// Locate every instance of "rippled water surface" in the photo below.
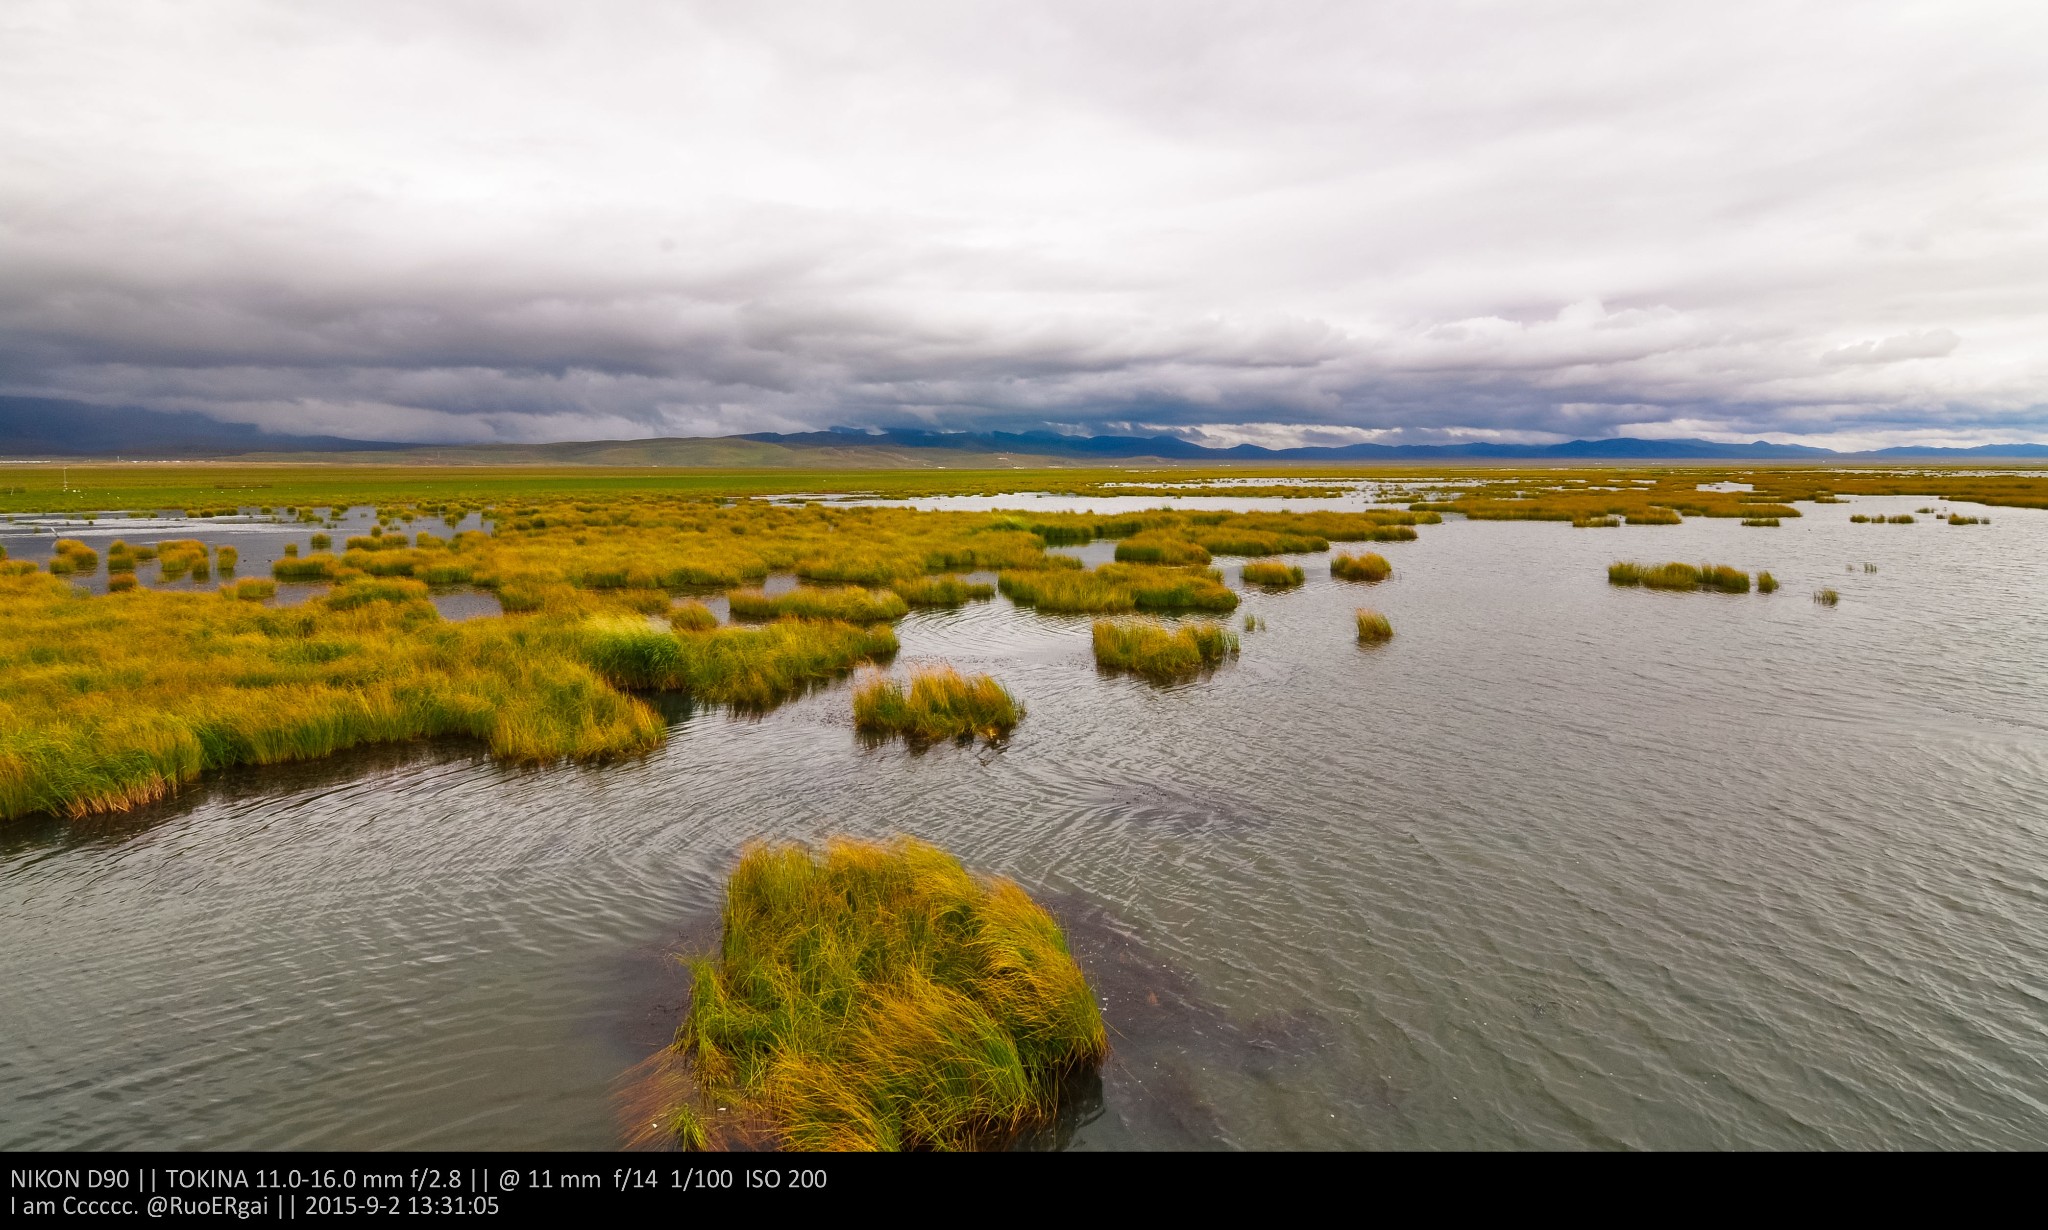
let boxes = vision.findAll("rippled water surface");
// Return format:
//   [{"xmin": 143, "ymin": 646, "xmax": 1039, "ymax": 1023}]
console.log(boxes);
[{"xmin": 4, "ymin": 494, "xmax": 2047, "ymax": 1150}]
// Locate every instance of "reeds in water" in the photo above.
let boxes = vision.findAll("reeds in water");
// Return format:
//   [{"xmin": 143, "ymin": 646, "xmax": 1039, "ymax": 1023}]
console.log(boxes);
[
  {"xmin": 889, "ymin": 575, "xmax": 996, "ymax": 607},
  {"xmin": 49, "ymin": 540, "xmax": 98, "ymax": 575},
  {"xmin": 1947, "ymin": 514, "xmax": 1983, "ymax": 525},
  {"xmin": 221, "ymin": 578, "xmax": 277, "ymax": 601},
  {"xmin": 654, "ymin": 837, "xmax": 1105, "ymax": 1151},
  {"xmin": 1627, "ymin": 508, "xmax": 1683, "ymax": 525},
  {"xmin": 1091, "ymin": 619, "xmax": 1238, "ymax": 682},
  {"xmin": 1814, "ymin": 587, "xmax": 1840, "ymax": 606},
  {"xmin": 578, "ymin": 616, "xmax": 897, "ymax": 710},
  {"xmin": 1757, "ymin": 571, "xmax": 1779, "ymax": 593},
  {"xmin": 216, "ymin": 545, "xmax": 238, "ymax": 571},
  {"xmin": 851, "ymin": 665, "xmax": 1023, "ymax": 744},
  {"xmin": 1606, "ymin": 561, "xmax": 1751, "ymax": 593},
  {"xmin": 1888, "ymin": 515, "xmax": 1915, "ymax": 524},
  {"xmin": 106, "ymin": 573, "xmax": 137, "ymax": 593},
  {"xmin": 726, "ymin": 585, "xmax": 909, "ymax": 624},
  {"xmin": 1113, "ymin": 532, "xmax": 1211, "ymax": 566},
  {"xmin": 1741, "ymin": 518, "xmax": 1780, "ymax": 527},
  {"xmin": 1330, "ymin": 552, "xmax": 1391, "ymax": 583},
  {"xmin": 1239, "ymin": 560, "xmax": 1304, "ymax": 589},
  {"xmin": 309, "ymin": 533, "xmax": 331, "ymax": 550},
  {"xmin": 272, "ymin": 552, "xmax": 347, "ymax": 582},
  {"xmin": 1354, "ymin": 608, "xmax": 1393, "ymax": 643}
]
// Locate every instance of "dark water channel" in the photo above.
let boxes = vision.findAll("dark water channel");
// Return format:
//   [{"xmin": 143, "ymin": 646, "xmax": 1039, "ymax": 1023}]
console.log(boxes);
[{"xmin": 3, "ymin": 493, "xmax": 2046, "ymax": 1149}]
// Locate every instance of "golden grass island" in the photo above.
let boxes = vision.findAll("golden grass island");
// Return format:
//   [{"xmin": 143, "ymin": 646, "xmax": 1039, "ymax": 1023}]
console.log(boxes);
[{"xmin": 639, "ymin": 837, "xmax": 1106, "ymax": 1151}]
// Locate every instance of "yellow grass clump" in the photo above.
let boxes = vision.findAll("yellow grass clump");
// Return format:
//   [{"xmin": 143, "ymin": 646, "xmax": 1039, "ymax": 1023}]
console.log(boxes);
[
  {"xmin": 1355, "ymin": 608, "xmax": 1394, "ymax": 643},
  {"xmin": 890, "ymin": 575, "xmax": 996, "ymax": 607},
  {"xmin": 652, "ymin": 837, "xmax": 1105, "ymax": 1151},
  {"xmin": 1239, "ymin": 560, "xmax": 1305, "ymax": 589},
  {"xmin": 1607, "ymin": 561, "xmax": 1751, "ymax": 593},
  {"xmin": 726, "ymin": 585, "xmax": 909, "ymax": 624},
  {"xmin": 1091, "ymin": 619, "xmax": 1238, "ymax": 681},
  {"xmin": 1330, "ymin": 551, "xmax": 1392, "ymax": 583},
  {"xmin": 851, "ymin": 666, "xmax": 1023, "ymax": 744}
]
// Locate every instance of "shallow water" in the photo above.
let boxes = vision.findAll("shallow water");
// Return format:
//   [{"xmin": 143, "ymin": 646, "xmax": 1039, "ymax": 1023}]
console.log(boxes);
[
  {"xmin": 0, "ymin": 508, "xmax": 502, "ymax": 619},
  {"xmin": 3, "ymin": 494, "xmax": 2047, "ymax": 1150}
]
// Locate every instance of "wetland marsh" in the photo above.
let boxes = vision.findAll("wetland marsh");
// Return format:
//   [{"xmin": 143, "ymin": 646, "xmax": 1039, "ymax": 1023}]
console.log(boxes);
[{"xmin": 2, "ymin": 466, "xmax": 2047, "ymax": 1150}]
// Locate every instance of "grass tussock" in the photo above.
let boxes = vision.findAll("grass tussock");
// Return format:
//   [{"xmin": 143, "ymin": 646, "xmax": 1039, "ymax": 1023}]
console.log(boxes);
[
  {"xmin": 1354, "ymin": 609, "xmax": 1393, "ymax": 643},
  {"xmin": 1947, "ymin": 513, "xmax": 1984, "ymax": 525},
  {"xmin": 1814, "ymin": 587, "xmax": 1840, "ymax": 606},
  {"xmin": 658, "ymin": 837, "xmax": 1106, "ymax": 1151},
  {"xmin": 669, "ymin": 600, "xmax": 719, "ymax": 632},
  {"xmin": 1113, "ymin": 532, "xmax": 1212, "ymax": 566},
  {"xmin": 1741, "ymin": 517, "xmax": 1781, "ymax": 527},
  {"xmin": 1757, "ymin": 571, "xmax": 1779, "ymax": 593},
  {"xmin": 889, "ymin": 576, "xmax": 996, "ymax": 607},
  {"xmin": 578, "ymin": 615, "xmax": 897, "ymax": 710},
  {"xmin": 851, "ymin": 666, "xmax": 1022, "ymax": 744},
  {"xmin": 1607, "ymin": 561, "xmax": 1751, "ymax": 593},
  {"xmin": 221, "ymin": 578, "xmax": 276, "ymax": 602},
  {"xmin": 106, "ymin": 573, "xmax": 138, "ymax": 593},
  {"xmin": 998, "ymin": 563, "xmax": 1237, "ymax": 614},
  {"xmin": 1239, "ymin": 560, "xmax": 1305, "ymax": 589},
  {"xmin": 1091, "ymin": 619, "xmax": 1238, "ymax": 682},
  {"xmin": 48, "ymin": 540, "xmax": 99, "ymax": 576},
  {"xmin": 727, "ymin": 586, "xmax": 909, "ymax": 624},
  {"xmin": 1329, "ymin": 552, "xmax": 1391, "ymax": 583}
]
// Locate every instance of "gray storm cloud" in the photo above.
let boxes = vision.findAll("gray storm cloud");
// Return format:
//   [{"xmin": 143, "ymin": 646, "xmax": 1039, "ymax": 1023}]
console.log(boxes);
[{"xmin": 3, "ymin": 0, "xmax": 2046, "ymax": 449}]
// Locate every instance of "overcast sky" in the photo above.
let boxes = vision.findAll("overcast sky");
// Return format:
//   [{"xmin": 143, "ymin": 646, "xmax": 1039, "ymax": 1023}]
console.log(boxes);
[{"xmin": 4, "ymin": 1, "xmax": 2045, "ymax": 448}]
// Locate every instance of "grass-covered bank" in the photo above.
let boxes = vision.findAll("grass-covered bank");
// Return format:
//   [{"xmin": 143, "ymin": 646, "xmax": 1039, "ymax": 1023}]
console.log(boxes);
[
  {"xmin": 647, "ymin": 837, "xmax": 1106, "ymax": 1151},
  {"xmin": 0, "ymin": 570, "xmax": 896, "ymax": 822}
]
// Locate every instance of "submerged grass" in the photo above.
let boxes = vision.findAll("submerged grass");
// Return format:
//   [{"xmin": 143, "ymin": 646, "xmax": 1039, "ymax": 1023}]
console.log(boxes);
[
  {"xmin": 1091, "ymin": 619, "xmax": 1238, "ymax": 682},
  {"xmin": 1329, "ymin": 552, "xmax": 1391, "ymax": 583},
  {"xmin": 851, "ymin": 666, "xmax": 1022, "ymax": 744},
  {"xmin": 656, "ymin": 837, "xmax": 1106, "ymax": 1151}
]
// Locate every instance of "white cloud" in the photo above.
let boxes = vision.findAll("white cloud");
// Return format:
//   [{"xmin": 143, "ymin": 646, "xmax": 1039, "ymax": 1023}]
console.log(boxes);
[{"xmin": 1, "ymin": 1, "xmax": 2046, "ymax": 444}]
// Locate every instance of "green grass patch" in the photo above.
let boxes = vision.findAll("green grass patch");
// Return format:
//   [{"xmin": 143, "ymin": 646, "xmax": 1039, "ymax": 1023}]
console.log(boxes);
[{"xmin": 1354, "ymin": 609, "xmax": 1393, "ymax": 643}]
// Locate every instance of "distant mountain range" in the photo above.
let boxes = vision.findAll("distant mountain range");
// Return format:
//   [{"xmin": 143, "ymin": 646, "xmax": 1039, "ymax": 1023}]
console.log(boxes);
[
  {"xmin": 5, "ymin": 397, "xmax": 2047, "ymax": 463},
  {"xmin": 0, "ymin": 397, "xmax": 404, "ymax": 457}
]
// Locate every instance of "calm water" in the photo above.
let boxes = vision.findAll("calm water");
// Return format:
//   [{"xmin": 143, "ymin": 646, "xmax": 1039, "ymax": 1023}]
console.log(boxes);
[{"xmin": 3, "ymin": 494, "xmax": 2046, "ymax": 1150}]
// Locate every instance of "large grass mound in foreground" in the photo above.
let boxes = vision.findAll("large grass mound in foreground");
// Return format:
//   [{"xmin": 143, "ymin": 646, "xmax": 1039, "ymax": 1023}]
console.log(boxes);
[{"xmin": 663, "ymin": 838, "xmax": 1106, "ymax": 1151}]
